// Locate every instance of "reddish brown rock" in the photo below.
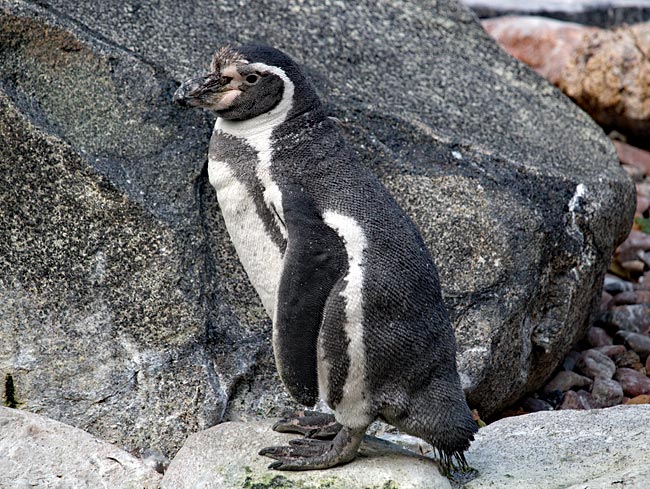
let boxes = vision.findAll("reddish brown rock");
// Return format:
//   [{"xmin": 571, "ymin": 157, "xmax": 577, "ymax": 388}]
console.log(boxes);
[
  {"xmin": 636, "ymin": 196, "xmax": 650, "ymax": 217},
  {"xmin": 601, "ymin": 291, "xmax": 613, "ymax": 310},
  {"xmin": 610, "ymin": 290, "xmax": 650, "ymax": 306},
  {"xmin": 596, "ymin": 304, "xmax": 650, "ymax": 334},
  {"xmin": 544, "ymin": 371, "xmax": 593, "ymax": 393},
  {"xmin": 618, "ymin": 231, "xmax": 650, "ymax": 257},
  {"xmin": 586, "ymin": 326, "xmax": 612, "ymax": 347},
  {"xmin": 521, "ymin": 397, "xmax": 553, "ymax": 413},
  {"xmin": 562, "ymin": 350, "xmax": 582, "ymax": 371},
  {"xmin": 577, "ymin": 349, "xmax": 616, "ymax": 380},
  {"xmin": 614, "ymin": 141, "xmax": 650, "ymax": 175},
  {"xmin": 558, "ymin": 390, "xmax": 582, "ymax": 410},
  {"xmin": 576, "ymin": 390, "xmax": 596, "ymax": 409},
  {"xmin": 481, "ymin": 16, "xmax": 595, "ymax": 85},
  {"xmin": 613, "ymin": 350, "xmax": 645, "ymax": 371},
  {"xmin": 483, "ymin": 20, "xmax": 649, "ymax": 143},
  {"xmin": 620, "ymin": 260, "xmax": 645, "ymax": 273},
  {"xmin": 591, "ymin": 379, "xmax": 624, "ymax": 408},
  {"xmin": 618, "ymin": 331, "xmax": 650, "ymax": 359},
  {"xmin": 615, "ymin": 368, "xmax": 650, "ymax": 397},
  {"xmin": 626, "ymin": 394, "xmax": 650, "ymax": 404},
  {"xmin": 621, "ymin": 165, "xmax": 645, "ymax": 182},
  {"xmin": 636, "ymin": 182, "xmax": 650, "ymax": 198},
  {"xmin": 558, "ymin": 22, "xmax": 650, "ymax": 140},
  {"xmin": 594, "ymin": 345, "xmax": 627, "ymax": 358}
]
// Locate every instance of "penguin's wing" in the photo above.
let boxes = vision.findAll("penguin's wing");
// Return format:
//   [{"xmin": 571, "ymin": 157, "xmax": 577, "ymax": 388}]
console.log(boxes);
[{"xmin": 273, "ymin": 186, "xmax": 346, "ymax": 406}]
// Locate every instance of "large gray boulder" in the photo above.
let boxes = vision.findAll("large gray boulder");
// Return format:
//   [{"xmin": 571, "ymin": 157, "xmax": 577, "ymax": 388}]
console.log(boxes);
[{"xmin": 1, "ymin": 0, "xmax": 634, "ymax": 459}]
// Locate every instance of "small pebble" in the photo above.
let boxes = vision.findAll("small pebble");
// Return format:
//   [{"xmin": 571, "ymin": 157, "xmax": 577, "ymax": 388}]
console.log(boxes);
[
  {"xmin": 576, "ymin": 390, "xmax": 595, "ymax": 409},
  {"xmin": 620, "ymin": 260, "xmax": 645, "ymax": 273},
  {"xmin": 577, "ymin": 349, "xmax": 616, "ymax": 380},
  {"xmin": 640, "ymin": 252, "xmax": 650, "ymax": 269},
  {"xmin": 601, "ymin": 291, "xmax": 613, "ymax": 310},
  {"xmin": 538, "ymin": 389, "xmax": 563, "ymax": 408},
  {"xmin": 618, "ymin": 246, "xmax": 644, "ymax": 263},
  {"xmin": 636, "ymin": 182, "xmax": 650, "ymax": 197},
  {"xmin": 544, "ymin": 371, "xmax": 593, "ymax": 393},
  {"xmin": 595, "ymin": 304, "xmax": 650, "ymax": 334},
  {"xmin": 613, "ymin": 350, "xmax": 644, "ymax": 371},
  {"xmin": 558, "ymin": 390, "xmax": 582, "ymax": 410},
  {"xmin": 621, "ymin": 164, "xmax": 644, "ymax": 181},
  {"xmin": 617, "ymin": 331, "xmax": 650, "ymax": 358},
  {"xmin": 521, "ymin": 397, "xmax": 553, "ymax": 413},
  {"xmin": 562, "ymin": 350, "xmax": 582, "ymax": 371},
  {"xmin": 610, "ymin": 290, "xmax": 650, "ymax": 306},
  {"xmin": 618, "ymin": 230, "xmax": 650, "ymax": 253},
  {"xmin": 625, "ymin": 394, "xmax": 650, "ymax": 404},
  {"xmin": 637, "ymin": 195, "xmax": 650, "ymax": 215},
  {"xmin": 586, "ymin": 326, "xmax": 612, "ymax": 347},
  {"xmin": 590, "ymin": 378, "xmax": 624, "ymax": 408},
  {"xmin": 603, "ymin": 275, "xmax": 634, "ymax": 294},
  {"xmin": 593, "ymin": 345, "xmax": 627, "ymax": 358},
  {"xmin": 614, "ymin": 367, "xmax": 650, "ymax": 397}
]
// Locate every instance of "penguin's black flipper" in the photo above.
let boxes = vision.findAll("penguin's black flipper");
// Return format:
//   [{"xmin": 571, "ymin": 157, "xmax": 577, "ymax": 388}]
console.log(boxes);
[{"xmin": 272, "ymin": 186, "xmax": 347, "ymax": 406}]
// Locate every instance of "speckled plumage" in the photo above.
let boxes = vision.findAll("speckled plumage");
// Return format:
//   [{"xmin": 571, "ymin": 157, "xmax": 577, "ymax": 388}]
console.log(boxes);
[{"xmin": 174, "ymin": 44, "xmax": 477, "ymax": 472}]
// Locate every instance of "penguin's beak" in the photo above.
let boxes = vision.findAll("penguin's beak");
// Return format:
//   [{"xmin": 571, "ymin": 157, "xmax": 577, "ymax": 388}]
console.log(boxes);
[{"xmin": 173, "ymin": 74, "xmax": 238, "ymax": 109}]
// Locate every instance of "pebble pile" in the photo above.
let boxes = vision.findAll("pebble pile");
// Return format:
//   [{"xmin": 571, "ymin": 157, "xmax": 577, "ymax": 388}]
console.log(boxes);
[{"xmin": 511, "ymin": 140, "xmax": 650, "ymax": 415}]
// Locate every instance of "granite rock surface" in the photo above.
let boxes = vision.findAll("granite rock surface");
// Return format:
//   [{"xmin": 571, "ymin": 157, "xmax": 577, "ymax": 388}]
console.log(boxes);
[
  {"xmin": 465, "ymin": 405, "xmax": 650, "ymax": 488},
  {"xmin": 0, "ymin": 0, "xmax": 635, "ymax": 458},
  {"xmin": 0, "ymin": 407, "xmax": 161, "ymax": 489}
]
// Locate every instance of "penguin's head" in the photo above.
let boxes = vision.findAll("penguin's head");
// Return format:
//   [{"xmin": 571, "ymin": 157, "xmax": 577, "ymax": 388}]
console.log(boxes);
[{"xmin": 173, "ymin": 45, "xmax": 320, "ymax": 121}]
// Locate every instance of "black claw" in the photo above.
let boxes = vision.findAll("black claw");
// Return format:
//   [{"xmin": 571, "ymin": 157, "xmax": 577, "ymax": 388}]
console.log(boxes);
[{"xmin": 268, "ymin": 461, "xmax": 283, "ymax": 470}]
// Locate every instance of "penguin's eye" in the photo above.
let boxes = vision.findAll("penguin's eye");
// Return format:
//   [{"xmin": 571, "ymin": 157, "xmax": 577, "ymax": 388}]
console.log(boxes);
[{"xmin": 245, "ymin": 74, "xmax": 260, "ymax": 85}]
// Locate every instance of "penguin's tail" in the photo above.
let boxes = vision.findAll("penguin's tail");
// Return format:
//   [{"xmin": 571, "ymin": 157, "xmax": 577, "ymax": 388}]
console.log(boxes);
[{"xmin": 385, "ymin": 376, "xmax": 478, "ymax": 474}]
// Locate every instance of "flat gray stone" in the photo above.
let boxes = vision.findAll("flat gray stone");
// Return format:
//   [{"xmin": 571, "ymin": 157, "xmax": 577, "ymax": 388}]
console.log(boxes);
[
  {"xmin": 161, "ymin": 420, "xmax": 451, "ymax": 489},
  {"xmin": 0, "ymin": 407, "xmax": 161, "ymax": 489},
  {"xmin": 465, "ymin": 405, "xmax": 650, "ymax": 488}
]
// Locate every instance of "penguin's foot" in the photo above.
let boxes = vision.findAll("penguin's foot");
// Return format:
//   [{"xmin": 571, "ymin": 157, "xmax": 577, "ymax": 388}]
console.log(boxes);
[
  {"xmin": 259, "ymin": 425, "xmax": 365, "ymax": 470},
  {"xmin": 272, "ymin": 410, "xmax": 342, "ymax": 439}
]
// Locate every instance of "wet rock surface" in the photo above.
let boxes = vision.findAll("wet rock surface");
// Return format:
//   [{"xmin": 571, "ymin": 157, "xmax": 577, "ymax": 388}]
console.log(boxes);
[{"xmin": 0, "ymin": 0, "xmax": 635, "ymax": 461}]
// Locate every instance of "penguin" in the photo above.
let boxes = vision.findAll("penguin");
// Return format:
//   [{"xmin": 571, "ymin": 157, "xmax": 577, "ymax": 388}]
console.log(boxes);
[{"xmin": 173, "ymin": 44, "xmax": 477, "ymax": 472}]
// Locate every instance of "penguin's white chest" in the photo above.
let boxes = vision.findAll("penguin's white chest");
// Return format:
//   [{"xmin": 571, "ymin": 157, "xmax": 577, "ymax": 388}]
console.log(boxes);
[{"xmin": 208, "ymin": 153, "xmax": 284, "ymax": 319}]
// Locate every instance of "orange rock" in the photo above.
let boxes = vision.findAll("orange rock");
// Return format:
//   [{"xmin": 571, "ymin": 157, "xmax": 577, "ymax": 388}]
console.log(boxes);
[
  {"xmin": 558, "ymin": 22, "xmax": 650, "ymax": 140},
  {"xmin": 625, "ymin": 394, "xmax": 650, "ymax": 404},
  {"xmin": 482, "ymin": 16, "xmax": 596, "ymax": 85},
  {"xmin": 483, "ymin": 16, "xmax": 650, "ymax": 140}
]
